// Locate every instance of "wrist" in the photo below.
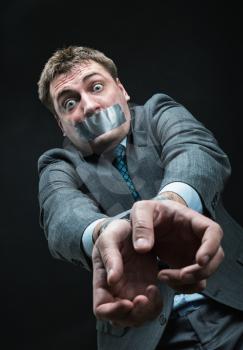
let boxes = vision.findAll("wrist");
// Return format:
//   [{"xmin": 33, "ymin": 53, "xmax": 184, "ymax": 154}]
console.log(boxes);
[
  {"xmin": 155, "ymin": 191, "xmax": 187, "ymax": 206},
  {"xmin": 92, "ymin": 218, "xmax": 108, "ymax": 243},
  {"xmin": 93, "ymin": 218, "xmax": 131, "ymax": 243}
]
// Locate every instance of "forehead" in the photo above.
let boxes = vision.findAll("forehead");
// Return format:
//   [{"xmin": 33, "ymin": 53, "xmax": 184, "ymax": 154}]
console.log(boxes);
[{"xmin": 50, "ymin": 61, "xmax": 112, "ymax": 100}]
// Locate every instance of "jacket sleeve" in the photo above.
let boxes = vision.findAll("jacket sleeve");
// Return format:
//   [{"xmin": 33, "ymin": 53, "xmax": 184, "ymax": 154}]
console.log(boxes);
[
  {"xmin": 38, "ymin": 149, "xmax": 108, "ymax": 270},
  {"xmin": 145, "ymin": 93, "xmax": 231, "ymax": 218}
]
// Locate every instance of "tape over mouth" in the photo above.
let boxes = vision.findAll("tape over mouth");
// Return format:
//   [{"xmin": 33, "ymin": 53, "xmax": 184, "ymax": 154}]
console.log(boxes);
[{"xmin": 74, "ymin": 104, "xmax": 126, "ymax": 140}]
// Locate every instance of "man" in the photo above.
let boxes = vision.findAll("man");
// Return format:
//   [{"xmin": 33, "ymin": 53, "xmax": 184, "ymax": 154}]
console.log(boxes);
[{"xmin": 37, "ymin": 46, "xmax": 243, "ymax": 349}]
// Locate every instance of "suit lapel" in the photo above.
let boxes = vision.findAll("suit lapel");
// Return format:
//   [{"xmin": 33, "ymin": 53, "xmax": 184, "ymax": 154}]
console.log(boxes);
[{"xmin": 126, "ymin": 106, "xmax": 162, "ymax": 199}]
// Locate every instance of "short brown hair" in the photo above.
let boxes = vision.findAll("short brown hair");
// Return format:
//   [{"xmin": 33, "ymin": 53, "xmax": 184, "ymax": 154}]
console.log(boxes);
[{"xmin": 37, "ymin": 46, "xmax": 118, "ymax": 113}]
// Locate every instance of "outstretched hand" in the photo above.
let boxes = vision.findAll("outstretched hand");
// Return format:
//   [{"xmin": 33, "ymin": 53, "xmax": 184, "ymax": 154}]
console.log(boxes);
[
  {"xmin": 92, "ymin": 200, "xmax": 224, "ymax": 326},
  {"xmin": 92, "ymin": 219, "xmax": 163, "ymax": 327},
  {"xmin": 131, "ymin": 199, "xmax": 224, "ymax": 293}
]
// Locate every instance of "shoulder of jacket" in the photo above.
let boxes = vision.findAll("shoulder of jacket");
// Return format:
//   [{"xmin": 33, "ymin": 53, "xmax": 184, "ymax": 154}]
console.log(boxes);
[
  {"xmin": 37, "ymin": 146, "xmax": 79, "ymax": 175},
  {"xmin": 144, "ymin": 93, "xmax": 180, "ymax": 112}
]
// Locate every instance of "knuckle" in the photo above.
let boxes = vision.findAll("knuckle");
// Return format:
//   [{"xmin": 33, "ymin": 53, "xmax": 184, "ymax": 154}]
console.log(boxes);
[
  {"xmin": 132, "ymin": 200, "xmax": 153, "ymax": 217},
  {"xmin": 134, "ymin": 218, "xmax": 151, "ymax": 230},
  {"xmin": 133, "ymin": 200, "xmax": 149, "ymax": 208},
  {"xmin": 102, "ymin": 250, "xmax": 112, "ymax": 267}
]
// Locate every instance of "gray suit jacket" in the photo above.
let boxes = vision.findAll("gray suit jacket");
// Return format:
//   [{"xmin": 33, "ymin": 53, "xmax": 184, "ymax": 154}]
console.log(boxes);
[{"xmin": 38, "ymin": 93, "xmax": 243, "ymax": 350}]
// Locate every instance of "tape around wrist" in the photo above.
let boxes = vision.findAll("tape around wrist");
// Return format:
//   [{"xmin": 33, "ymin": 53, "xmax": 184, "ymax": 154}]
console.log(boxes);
[
  {"xmin": 96, "ymin": 217, "xmax": 131, "ymax": 241},
  {"xmin": 153, "ymin": 194, "xmax": 169, "ymax": 202}
]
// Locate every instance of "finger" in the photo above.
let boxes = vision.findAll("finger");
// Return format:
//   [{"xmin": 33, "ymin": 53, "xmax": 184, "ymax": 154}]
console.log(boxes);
[
  {"xmin": 102, "ymin": 296, "xmax": 149, "ymax": 328},
  {"xmin": 96, "ymin": 221, "xmax": 131, "ymax": 285},
  {"xmin": 114, "ymin": 294, "xmax": 162, "ymax": 327},
  {"xmin": 93, "ymin": 259, "xmax": 118, "ymax": 310},
  {"xmin": 158, "ymin": 268, "xmax": 206, "ymax": 291},
  {"xmin": 95, "ymin": 299, "xmax": 133, "ymax": 321},
  {"xmin": 100, "ymin": 245, "xmax": 124, "ymax": 285},
  {"xmin": 92, "ymin": 246, "xmax": 109, "ymax": 291},
  {"xmin": 159, "ymin": 244, "xmax": 223, "ymax": 288},
  {"xmin": 193, "ymin": 220, "xmax": 223, "ymax": 267},
  {"xmin": 109, "ymin": 286, "xmax": 163, "ymax": 328},
  {"xmin": 200, "ymin": 246, "xmax": 224, "ymax": 276},
  {"xmin": 182, "ymin": 246, "xmax": 224, "ymax": 281},
  {"xmin": 93, "ymin": 245, "xmax": 125, "ymax": 308},
  {"xmin": 130, "ymin": 286, "xmax": 163, "ymax": 327},
  {"xmin": 93, "ymin": 241, "xmax": 123, "ymax": 288},
  {"xmin": 131, "ymin": 201, "xmax": 155, "ymax": 253},
  {"xmin": 179, "ymin": 263, "xmax": 205, "ymax": 282},
  {"xmin": 158, "ymin": 266, "xmax": 201, "ymax": 285},
  {"xmin": 124, "ymin": 295, "xmax": 150, "ymax": 327},
  {"xmin": 139, "ymin": 285, "xmax": 163, "ymax": 320},
  {"xmin": 158, "ymin": 263, "xmax": 201, "ymax": 282}
]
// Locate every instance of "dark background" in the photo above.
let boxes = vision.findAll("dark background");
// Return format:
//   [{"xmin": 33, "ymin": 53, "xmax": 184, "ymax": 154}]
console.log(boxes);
[{"xmin": 2, "ymin": 1, "xmax": 243, "ymax": 349}]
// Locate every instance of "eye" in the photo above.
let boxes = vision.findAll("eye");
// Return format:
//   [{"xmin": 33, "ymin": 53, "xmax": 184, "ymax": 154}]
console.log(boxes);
[
  {"xmin": 63, "ymin": 99, "xmax": 77, "ymax": 112},
  {"xmin": 92, "ymin": 83, "xmax": 103, "ymax": 92}
]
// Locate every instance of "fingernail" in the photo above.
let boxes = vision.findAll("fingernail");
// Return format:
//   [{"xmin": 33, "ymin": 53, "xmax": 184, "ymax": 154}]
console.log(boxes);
[
  {"xmin": 201, "ymin": 255, "xmax": 210, "ymax": 265},
  {"xmin": 135, "ymin": 238, "xmax": 149, "ymax": 249}
]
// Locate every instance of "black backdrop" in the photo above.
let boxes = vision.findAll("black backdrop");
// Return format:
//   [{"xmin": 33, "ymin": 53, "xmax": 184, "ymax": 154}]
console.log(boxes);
[{"xmin": 2, "ymin": 2, "xmax": 243, "ymax": 349}]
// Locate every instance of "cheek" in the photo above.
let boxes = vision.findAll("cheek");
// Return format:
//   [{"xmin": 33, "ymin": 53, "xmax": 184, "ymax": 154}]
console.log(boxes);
[
  {"xmin": 101, "ymin": 95, "xmax": 118, "ymax": 108},
  {"xmin": 61, "ymin": 121, "xmax": 76, "ymax": 136},
  {"xmin": 60, "ymin": 110, "xmax": 83, "ymax": 126},
  {"xmin": 107, "ymin": 88, "xmax": 125, "ymax": 104}
]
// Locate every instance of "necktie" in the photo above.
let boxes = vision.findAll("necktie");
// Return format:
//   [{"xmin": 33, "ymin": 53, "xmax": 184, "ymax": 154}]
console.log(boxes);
[{"xmin": 113, "ymin": 144, "xmax": 141, "ymax": 201}]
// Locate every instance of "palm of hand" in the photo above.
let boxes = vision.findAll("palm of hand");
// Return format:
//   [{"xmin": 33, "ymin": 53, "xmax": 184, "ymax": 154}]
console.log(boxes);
[
  {"xmin": 93, "ymin": 226, "xmax": 163, "ymax": 326},
  {"xmin": 109, "ymin": 235, "xmax": 158, "ymax": 300},
  {"xmin": 154, "ymin": 212, "xmax": 201, "ymax": 268}
]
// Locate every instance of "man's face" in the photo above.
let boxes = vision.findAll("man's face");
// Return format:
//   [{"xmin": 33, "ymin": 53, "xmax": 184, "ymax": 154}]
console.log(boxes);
[{"xmin": 50, "ymin": 61, "xmax": 131, "ymax": 155}]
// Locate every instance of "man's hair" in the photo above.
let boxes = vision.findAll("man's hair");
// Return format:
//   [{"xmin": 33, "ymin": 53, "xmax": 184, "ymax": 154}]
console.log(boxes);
[{"xmin": 37, "ymin": 46, "xmax": 118, "ymax": 113}]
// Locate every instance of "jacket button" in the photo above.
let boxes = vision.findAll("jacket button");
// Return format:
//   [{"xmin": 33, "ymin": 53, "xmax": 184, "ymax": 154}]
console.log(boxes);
[{"xmin": 159, "ymin": 313, "xmax": 167, "ymax": 326}]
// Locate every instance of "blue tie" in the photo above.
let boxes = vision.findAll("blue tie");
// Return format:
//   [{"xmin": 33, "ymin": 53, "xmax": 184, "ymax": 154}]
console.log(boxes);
[{"xmin": 113, "ymin": 144, "xmax": 141, "ymax": 201}]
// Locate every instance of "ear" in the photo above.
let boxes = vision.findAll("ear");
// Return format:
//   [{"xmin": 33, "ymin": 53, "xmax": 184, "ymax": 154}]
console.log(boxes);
[{"xmin": 116, "ymin": 78, "xmax": 130, "ymax": 102}]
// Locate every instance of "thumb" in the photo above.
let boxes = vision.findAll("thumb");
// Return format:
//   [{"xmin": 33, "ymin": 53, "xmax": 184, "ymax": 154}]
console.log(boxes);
[{"xmin": 131, "ymin": 201, "xmax": 155, "ymax": 253}]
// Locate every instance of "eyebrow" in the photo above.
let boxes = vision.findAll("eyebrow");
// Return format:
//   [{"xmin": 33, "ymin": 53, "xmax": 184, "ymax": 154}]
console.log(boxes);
[
  {"xmin": 83, "ymin": 72, "xmax": 102, "ymax": 82},
  {"xmin": 56, "ymin": 72, "xmax": 104, "ymax": 104}
]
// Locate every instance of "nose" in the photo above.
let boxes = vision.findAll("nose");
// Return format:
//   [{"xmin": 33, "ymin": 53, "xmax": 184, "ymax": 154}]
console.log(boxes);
[{"xmin": 82, "ymin": 94, "xmax": 101, "ymax": 118}]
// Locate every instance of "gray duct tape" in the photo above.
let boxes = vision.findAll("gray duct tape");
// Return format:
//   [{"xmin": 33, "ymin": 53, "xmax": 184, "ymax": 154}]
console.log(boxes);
[{"xmin": 75, "ymin": 104, "xmax": 126, "ymax": 140}]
